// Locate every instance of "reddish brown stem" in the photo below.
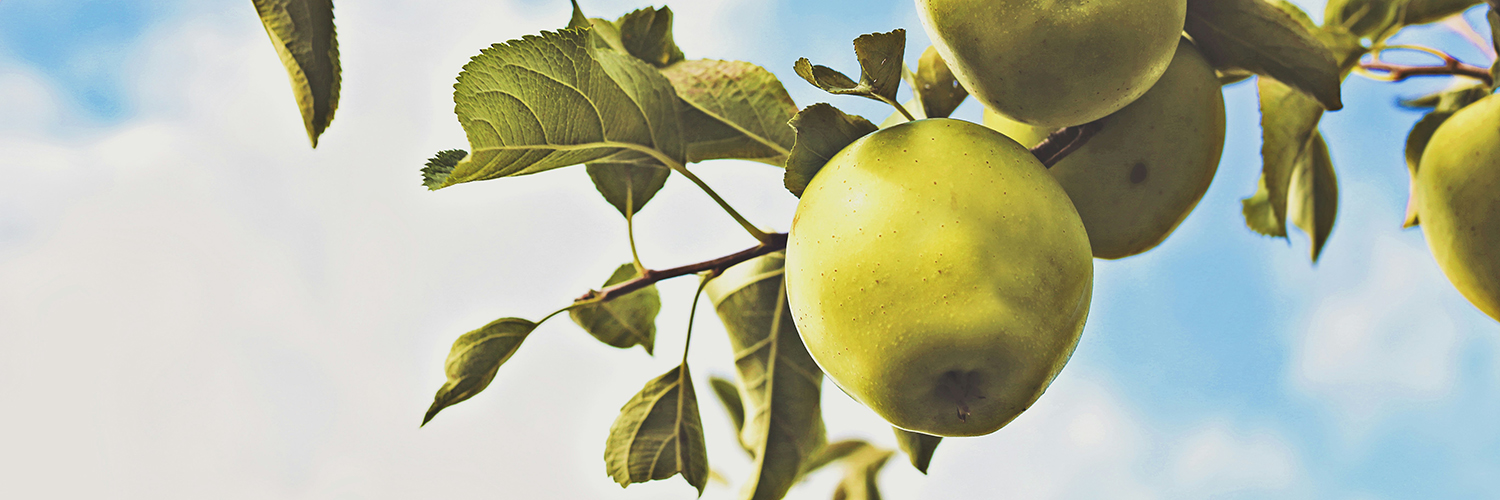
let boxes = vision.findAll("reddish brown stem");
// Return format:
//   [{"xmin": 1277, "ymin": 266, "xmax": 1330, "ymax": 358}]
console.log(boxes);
[
  {"xmin": 1030, "ymin": 120, "xmax": 1105, "ymax": 168},
  {"xmin": 1361, "ymin": 56, "xmax": 1493, "ymax": 86},
  {"xmin": 575, "ymin": 232, "xmax": 788, "ymax": 304}
]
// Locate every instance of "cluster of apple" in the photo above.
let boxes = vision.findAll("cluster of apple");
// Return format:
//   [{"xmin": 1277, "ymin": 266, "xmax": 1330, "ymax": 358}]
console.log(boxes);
[
  {"xmin": 407, "ymin": 0, "xmax": 1500, "ymax": 495},
  {"xmin": 784, "ymin": 0, "xmax": 1225, "ymax": 437}
]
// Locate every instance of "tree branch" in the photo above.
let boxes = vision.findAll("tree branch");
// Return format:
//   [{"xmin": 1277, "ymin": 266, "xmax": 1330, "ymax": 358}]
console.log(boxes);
[
  {"xmin": 1359, "ymin": 48, "xmax": 1494, "ymax": 86},
  {"xmin": 576, "ymin": 232, "xmax": 789, "ymax": 304},
  {"xmin": 1030, "ymin": 120, "xmax": 1105, "ymax": 168}
]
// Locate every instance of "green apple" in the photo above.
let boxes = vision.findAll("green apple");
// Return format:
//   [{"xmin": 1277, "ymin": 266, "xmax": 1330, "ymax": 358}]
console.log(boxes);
[
  {"xmin": 1413, "ymin": 94, "xmax": 1500, "ymax": 321},
  {"xmin": 785, "ymin": 118, "xmax": 1094, "ymax": 437},
  {"xmin": 984, "ymin": 39, "xmax": 1226, "ymax": 259},
  {"xmin": 918, "ymin": 0, "xmax": 1186, "ymax": 128}
]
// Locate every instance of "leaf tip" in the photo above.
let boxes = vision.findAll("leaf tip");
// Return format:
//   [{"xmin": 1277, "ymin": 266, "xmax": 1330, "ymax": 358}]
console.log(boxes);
[{"xmin": 423, "ymin": 149, "xmax": 468, "ymax": 190}]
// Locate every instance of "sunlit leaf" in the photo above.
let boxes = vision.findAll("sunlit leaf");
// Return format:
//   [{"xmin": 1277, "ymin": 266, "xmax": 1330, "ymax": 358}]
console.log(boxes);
[
  {"xmin": 784, "ymin": 104, "xmax": 878, "ymax": 197},
  {"xmin": 662, "ymin": 59, "xmax": 798, "ymax": 165},
  {"xmin": 892, "ymin": 428, "xmax": 941, "ymax": 475},
  {"xmin": 433, "ymin": 29, "xmax": 683, "ymax": 189},
  {"xmin": 605, "ymin": 364, "xmax": 709, "ymax": 494},
  {"xmin": 705, "ymin": 252, "xmax": 826, "ymax": 500},
  {"xmin": 1249, "ymin": 76, "xmax": 1325, "ymax": 238},
  {"xmin": 1287, "ymin": 132, "xmax": 1339, "ymax": 262},
  {"xmin": 1242, "ymin": 174, "xmax": 1283, "ymax": 237},
  {"xmin": 252, "ymin": 0, "xmax": 340, "ymax": 147},
  {"xmin": 571, "ymin": 264, "xmax": 660, "ymax": 353},
  {"xmin": 422, "ymin": 317, "xmax": 538, "ymax": 426},
  {"xmin": 1185, "ymin": 0, "xmax": 1343, "ymax": 110}
]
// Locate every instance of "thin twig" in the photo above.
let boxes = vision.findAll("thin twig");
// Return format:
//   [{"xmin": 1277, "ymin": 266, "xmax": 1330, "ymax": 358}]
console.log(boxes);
[
  {"xmin": 1030, "ymin": 120, "xmax": 1106, "ymax": 168},
  {"xmin": 1358, "ymin": 46, "xmax": 1494, "ymax": 86},
  {"xmin": 575, "ymin": 233, "xmax": 788, "ymax": 304}
]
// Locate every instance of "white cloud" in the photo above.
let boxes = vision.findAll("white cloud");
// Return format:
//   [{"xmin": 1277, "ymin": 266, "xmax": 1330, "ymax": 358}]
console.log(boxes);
[{"xmin": 1168, "ymin": 423, "xmax": 1300, "ymax": 496}]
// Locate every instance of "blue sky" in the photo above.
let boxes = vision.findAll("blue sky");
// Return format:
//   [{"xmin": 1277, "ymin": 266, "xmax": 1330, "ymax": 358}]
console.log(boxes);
[{"xmin": 1, "ymin": 0, "xmax": 1498, "ymax": 498}]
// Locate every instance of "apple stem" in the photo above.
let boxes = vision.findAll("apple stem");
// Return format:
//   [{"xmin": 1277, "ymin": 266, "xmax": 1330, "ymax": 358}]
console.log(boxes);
[{"xmin": 1031, "ymin": 120, "xmax": 1105, "ymax": 168}]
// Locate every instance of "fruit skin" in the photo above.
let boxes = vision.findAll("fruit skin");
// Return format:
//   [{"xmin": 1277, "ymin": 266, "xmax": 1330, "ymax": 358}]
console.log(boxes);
[
  {"xmin": 917, "ymin": 0, "xmax": 1185, "ymax": 128},
  {"xmin": 785, "ymin": 118, "xmax": 1093, "ymax": 437},
  {"xmin": 984, "ymin": 40, "xmax": 1227, "ymax": 259},
  {"xmin": 1414, "ymin": 94, "xmax": 1500, "ymax": 321}
]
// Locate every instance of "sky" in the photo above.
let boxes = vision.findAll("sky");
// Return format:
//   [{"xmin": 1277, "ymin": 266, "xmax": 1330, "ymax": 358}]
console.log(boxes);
[{"xmin": 1, "ymin": 0, "xmax": 1498, "ymax": 498}]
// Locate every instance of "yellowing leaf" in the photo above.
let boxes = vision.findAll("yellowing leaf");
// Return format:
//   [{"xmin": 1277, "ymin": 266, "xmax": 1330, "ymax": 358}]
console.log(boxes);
[
  {"xmin": 1288, "ymin": 132, "xmax": 1339, "ymax": 262},
  {"xmin": 252, "ymin": 0, "xmax": 340, "ymax": 147},
  {"xmin": 605, "ymin": 364, "xmax": 709, "ymax": 494},
  {"xmin": 422, "ymin": 317, "xmax": 538, "ymax": 426},
  {"xmin": 1251, "ymin": 76, "xmax": 1326, "ymax": 238}
]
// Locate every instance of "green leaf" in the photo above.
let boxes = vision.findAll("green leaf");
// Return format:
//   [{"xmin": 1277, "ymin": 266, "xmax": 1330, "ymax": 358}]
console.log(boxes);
[
  {"xmin": 1325, "ymin": 0, "xmax": 1405, "ymax": 38},
  {"xmin": 662, "ymin": 60, "xmax": 799, "ymax": 165},
  {"xmin": 784, "ymin": 104, "xmax": 878, "ymax": 197},
  {"xmin": 422, "ymin": 317, "xmax": 538, "ymax": 426},
  {"xmin": 1400, "ymin": 82, "xmax": 1490, "ymax": 110},
  {"xmin": 586, "ymin": 162, "xmax": 671, "ymax": 217},
  {"xmin": 831, "ymin": 445, "xmax": 895, "ymax": 500},
  {"xmin": 615, "ymin": 6, "xmax": 686, "ymax": 68},
  {"xmin": 1405, "ymin": 0, "xmax": 1482, "ymax": 25},
  {"xmin": 1251, "ymin": 76, "xmax": 1326, "ymax": 238},
  {"xmin": 605, "ymin": 364, "xmax": 709, "ymax": 495},
  {"xmin": 1406, "ymin": 111, "xmax": 1454, "ymax": 177},
  {"xmin": 892, "ymin": 428, "xmax": 941, "ymax": 475},
  {"xmin": 567, "ymin": 0, "xmax": 590, "ymax": 29},
  {"xmin": 800, "ymin": 440, "xmax": 868, "ymax": 477},
  {"xmin": 1287, "ymin": 132, "xmax": 1339, "ymax": 262},
  {"xmin": 1185, "ymin": 0, "xmax": 1343, "ymax": 110},
  {"xmin": 709, "ymin": 376, "xmax": 750, "ymax": 453},
  {"xmin": 913, "ymin": 46, "xmax": 968, "ymax": 119},
  {"xmin": 570, "ymin": 264, "xmax": 661, "ymax": 353},
  {"xmin": 705, "ymin": 252, "xmax": 826, "ymax": 500},
  {"xmin": 793, "ymin": 29, "xmax": 906, "ymax": 104},
  {"xmin": 422, "ymin": 149, "xmax": 468, "ymax": 190},
  {"xmin": 1489, "ymin": 7, "xmax": 1500, "ymax": 87},
  {"xmin": 1242, "ymin": 174, "xmax": 1283, "ymax": 237},
  {"xmin": 436, "ymin": 29, "xmax": 684, "ymax": 189},
  {"xmin": 252, "ymin": 0, "xmax": 340, "ymax": 147}
]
